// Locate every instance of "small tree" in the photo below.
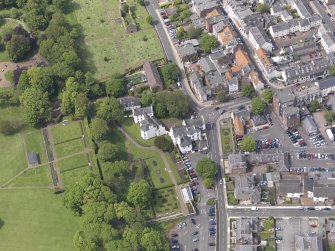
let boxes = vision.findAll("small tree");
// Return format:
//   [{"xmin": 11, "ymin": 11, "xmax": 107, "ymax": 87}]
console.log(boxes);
[
  {"xmin": 217, "ymin": 91, "xmax": 228, "ymax": 103},
  {"xmin": 196, "ymin": 158, "xmax": 217, "ymax": 179},
  {"xmin": 127, "ymin": 179, "xmax": 151, "ymax": 209},
  {"xmin": 330, "ymin": 65, "xmax": 335, "ymax": 76},
  {"xmin": 203, "ymin": 178, "xmax": 215, "ymax": 188},
  {"xmin": 262, "ymin": 89, "xmax": 273, "ymax": 103},
  {"xmin": 309, "ymin": 100, "xmax": 320, "ymax": 113},
  {"xmin": 256, "ymin": 3, "xmax": 270, "ymax": 13},
  {"xmin": 242, "ymin": 85, "xmax": 256, "ymax": 98},
  {"xmin": 154, "ymin": 136, "xmax": 174, "ymax": 152},
  {"xmin": 325, "ymin": 110, "xmax": 335, "ymax": 124},
  {"xmin": 200, "ymin": 33, "xmax": 219, "ymax": 54},
  {"xmin": 160, "ymin": 64, "xmax": 180, "ymax": 86},
  {"xmin": 240, "ymin": 136, "xmax": 257, "ymax": 152},
  {"xmin": 90, "ymin": 118, "xmax": 109, "ymax": 142},
  {"xmin": 251, "ymin": 97, "xmax": 266, "ymax": 115}
]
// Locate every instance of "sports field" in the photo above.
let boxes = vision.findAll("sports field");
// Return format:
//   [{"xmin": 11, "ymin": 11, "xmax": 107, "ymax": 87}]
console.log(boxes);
[
  {"xmin": 0, "ymin": 189, "xmax": 79, "ymax": 251},
  {"xmin": 69, "ymin": 0, "xmax": 165, "ymax": 80}
]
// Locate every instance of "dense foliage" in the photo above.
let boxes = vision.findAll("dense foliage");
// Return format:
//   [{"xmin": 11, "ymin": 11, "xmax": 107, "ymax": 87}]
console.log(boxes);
[{"xmin": 240, "ymin": 136, "xmax": 257, "ymax": 152}]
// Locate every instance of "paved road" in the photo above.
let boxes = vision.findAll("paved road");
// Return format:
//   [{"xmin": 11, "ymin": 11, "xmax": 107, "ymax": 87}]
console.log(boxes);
[
  {"xmin": 228, "ymin": 208, "xmax": 335, "ymax": 217},
  {"xmin": 310, "ymin": 0, "xmax": 335, "ymax": 32}
]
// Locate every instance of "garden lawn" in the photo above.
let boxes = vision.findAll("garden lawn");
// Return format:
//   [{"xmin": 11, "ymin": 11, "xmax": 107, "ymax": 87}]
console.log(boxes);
[
  {"xmin": 227, "ymin": 192, "xmax": 238, "ymax": 205},
  {"xmin": 221, "ymin": 127, "xmax": 234, "ymax": 154},
  {"xmin": 165, "ymin": 153, "xmax": 182, "ymax": 184},
  {"xmin": 0, "ymin": 106, "xmax": 27, "ymax": 185},
  {"xmin": 121, "ymin": 118, "xmax": 155, "ymax": 146},
  {"xmin": 329, "ymin": 244, "xmax": 335, "ymax": 251},
  {"xmin": 58, "ymin": 153, "xmax": 91, "ymax": 186},
  {"xmin": 7, "ymin": 165, "xmax": 51, "ymax": 187},
  {"xmin": 54, "ymin": 138, "xmax": 86, "ymax": 158},
  {"xmin": 126, "ymin": 142, "xmax": 173, "ymax": 189},
  {"xmin": 153, "ymin": 187, "xmax": 180, "ymax": 215},
  {"xmin": 24, "ymin": 130, "xmax": 48, "ymax": 164},
  {"xmin": 50, "ymin": 121, "xmax": 83, "ymax": 145},
  {"xmin": 0, "ymin": 189, "xmax": 79, "ymax": 251}
]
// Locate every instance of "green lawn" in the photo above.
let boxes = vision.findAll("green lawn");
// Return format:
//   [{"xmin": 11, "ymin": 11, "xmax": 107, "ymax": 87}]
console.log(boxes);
[
  {"xmin": 226, "ymin": 181, "xmax": 235, "ymax": 192},
  {"xmin": 58, "ymin": 153, "xmax": 91, "ymax": 186},
  {"xmin": 24, "ymin": 130, "xmax": 48, "ymax": 164},
  {"xmin": 0, "ymin": 106, "xmax": 27, "ymax": 185},
  {"xmin": 127, "ymin": 142, "xmax": 173, "ymax": 189},
  {"xmin": 50, "ymin": 121, "xmax": 83, "ymax": 145},
  {"xmin": 69, "ymin": 0, "xmax": 164, "ymax": 80},
  {"xmin": 165, "ymin": 153, "xmax": 182, "ymax": 184},
  {"xmin": 221, "ymin": 126, "xmax": 235, "ymax": 154},
  {"xmin": 153, "ymin": 187, "xmax": 180, "ymax": 216},
  {"xmin": 262, "ymin": 218, "xmax": 274, "ymax": 232},
  {"xmin": 54, "ymin": 138, "xmax": 86, "ymax": 158},
  {"xmin": 0, "ymin": 189, "xmax": 79, "ymax": 251},
  {"xmin": 7, "ymin": 166, "xmax": 51, "ymax": 187},
  {"xmin": 121, "ymin": 118, "xmax": 155, "ymax": 146},
  {"xmin": 227, "ymin": 192, "xmax": 238, "ymax": 205},
  {"xmin": 329, "ymin": 244, "xmax": 335, "ymax": 251}
]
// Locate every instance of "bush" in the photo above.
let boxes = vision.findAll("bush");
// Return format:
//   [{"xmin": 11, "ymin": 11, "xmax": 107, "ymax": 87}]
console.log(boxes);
[
  {"xmin": 154, "ymin": 136, "xmax": 174, "ymax": 152},
  {"xmin": 0, "ymin": 119, "xmax": 24, "ymax": 135}
]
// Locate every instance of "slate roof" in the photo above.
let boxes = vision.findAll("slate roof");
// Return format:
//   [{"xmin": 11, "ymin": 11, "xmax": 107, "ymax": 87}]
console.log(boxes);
[
  {"xmin": 295, "ymin": 233, "xmax": 323, "ymax": 251},
  {"xmin": 228, "ymin": 153, "xmax": 247, "ymax": 169},
  {"xmin": 199, "ymin": 57, "xmax": 216, "ymax": 73},
  {"xmin": 140, "ymin": 116, "xmax": 163, "ymax": 132},
  {"xmin": 275, "ymin": 88, "xmax": 296, "ymax": 104},
  {"xmin": 294, "ymin": 0, "xmax": 312, "ymax": 18},
  {"xmin": 313, "ymin": 180, "xmax": 335, "ymax": 198},
  {"xmin": 119, "ymin": 96, "xmax": 140, "ymax": 109},
  {"xmin": 183, "ymin": 116, "xmax": 205, "ymax": 129},
  {"xmin": 143, "ymin": 61, "xmax": 163, "ymax": 89},
  {"xmin": 133, "ymin": 106, "xmax": 153, "ymax": 117},
  {"xmin": 302, "ymin": 116, "xmax": 318, "ymax": 134},
  {"xmin": 249, "ymin": 26, "xmax": 271, "ymax": 48},
  {"xmin": 277, "ymin": 179, "xmax": 301, "ymax": 194},
  {"xmin": 316, "ymin": 76, "xmax": 335, "ymax": 90},
  {"xmin": 28, "ymin": 152, "xmax": 39, "ymax": 166}
]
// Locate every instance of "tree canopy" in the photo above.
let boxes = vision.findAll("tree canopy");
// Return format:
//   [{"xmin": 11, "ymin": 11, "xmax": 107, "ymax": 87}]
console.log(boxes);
[
  {"xmin": 242, "ymin": 84, "xmax": 256, "ymax": 98},
  {"xmin": 200, "ymin": 33, "xmax": 219, "ymax": 54},
  {"xmin": 90, "ymin": 118, "xmax": 109, "ymax": 142},
  {"xmin": 127, "ymin": 179, "xmax": 151, "ymax": 209},
  {"xmin": 325, "ymin": 110, "xmax": 335, "ymax": 124},
  {"xmin": 240, "ymin": 136, "xmax": 257, "ymax": 152},
  {"xmin": 251, "ymin": 97, "xmax": 266, "ymax": 115},
  {"xmin": 154, "ymin": 136, "xmax": 174, "ymax": 152},
  {"xmin": 105, "ymin": 74, "xmax": 126, "ymax": 98},
  {"xmin": 141, "ymin": 228, "xmax": 169, "ymax": 251},
  {"xmin": 262, "ymin": 89, "xmax": 273, "ymax": 103},
  {"xmin": 98, "ymin": 142, "xmax": 123, "ymax": 162},
  {"xmin": 196, "ymin": 157, "xmax": 217, "ymax": 179},
  {"xmin": 309, "ymin": 100, "xmax": 320, "ymax": 113},
  {"xmin": 96, "ymin": 97, "xmax": 125, "ymax": 123},
  {"xmin": 160, "ymin": 63, "xmax": 180, "ymax": 86},
  {"xmin": 153, "ymin": 91, "xmax": 190, "ymax": 118}
]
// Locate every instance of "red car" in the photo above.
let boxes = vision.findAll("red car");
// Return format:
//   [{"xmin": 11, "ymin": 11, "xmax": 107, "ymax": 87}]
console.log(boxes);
[{"xmin": 192, "ymin": 181, "xmax": 199, "ymax": 185}]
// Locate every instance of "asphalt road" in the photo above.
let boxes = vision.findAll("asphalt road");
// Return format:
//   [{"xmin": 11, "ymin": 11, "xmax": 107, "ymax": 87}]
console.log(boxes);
[
  {"xmin": 310, "ymin": 0, "xmax": 335, "ymax": 32},
  {"xmin": 227, "ymin": 208, "xmax": 335, "ymax": 217}
]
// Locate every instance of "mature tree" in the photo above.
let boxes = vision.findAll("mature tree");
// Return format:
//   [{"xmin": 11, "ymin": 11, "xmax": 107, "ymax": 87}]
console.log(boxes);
[
  {"xmin": 262, "ymin": 89, "xmax": 273, "ymax": 103},
  {"xmin": 309, "ymin": 100, "xmax": 320, "ymax": 112},
  {"xmin": 63, "ymin": 172, "xmax": 117, "ymax": 215},
  {"xmin": 127, "ymin": 179, "xmax": 151, "ymax": 209},
  {"xmin": 61, "ymin": 77, "xmax": 81, "ymax": 115},
  {"xmin": 103, "ymin": 160, "xmax": 130, "ymax": 177},
  {"xmin": 153, "ymin": 91, "xmax": 190, "ymax": 118},
  {"xmin": 216, "ymin": 91, "xmax": 228, "ymax": 103},
  {"xmin": 6, "ymin": 34, "xmax": 31, "ymax": 62},
  {"xmin": 203, "ymin": 177, "xmax": 215, "ymax": 188},
  {"xmin": 251, "ymin": 97, "xmax": 266, "ymax": 115},
  {"xmin": 325, "ymin": 110, "xmax": 335, "ymax": 124},
  {"xmin": 123, "ymin": 227, "xmax": 142, "ymax": 250},
  {"xmin": 74, "ymin": 93, "xmax": 89, "ymax": 118},
  {"xmin": 27, "ymin": 67, "xmax": 57, "ymax": 96},
  {"xmin": 240, "ymin": 136, "xmax": 257, "ymax": 152},
  {"xmin": 115, "ymin": 201, "xmax": 137, "ymax": 223},
  {"xmin": 90, "ymin": 118, "xmax": 109, "ymax": 142},
  {"xmin": 73, "ymin": 231, "xmax": 98, "ymax": 251},
  {"xmin": 160, "ymin": 63, "xmax": 180, "ymax": 86},
  {"xmin": 17, "ymin": 70, "xmax": 29, "ymax": 91},
  {"xmin": 137, "ymin": 0, "xmax": 144, "ymax": 5},
  {"xmin": 153, "ymin": 102, "xmax": 168, "ymax": 118},
  {"xmin": 24, "ymin": 0, "xmax": 49, "ymax": 31},
  {"xmin": 200, "ymin": 33, "xmax": 219, "ymax": 54},
  {"xmin": 256, "ymin": 3, "xmax": 270, "ymax": 13},
  {"xmin": 154, "ymin": 136, "xmax": 174, "ymax": 152},
  {"xmin": 330, "ymin": 65, "xmax": 335, "ymax": 76},
  {"xmin": 141, "ymin": 228, "xmax": 169, "ymax": 251},
  {"xmin": 242, "ymin": 84, "xmax": 256, "ymax": 98},
  {"xmin": 96, "ymin": 97, "xmax": 124, "ymax": 123},
  {"xmin": 105, "ymin": 74, "xmax": 126, "ymax": 98},
  {"xmin": 140, "ymin": 93, "xmax": 153, "ymax": 106},
  {"xmin": 20, "ymin": 87, "xmax": 52, "ymax": 127},
  {"xmin": 196, "ymin": 157, "xmax": 218, "ymax": 179},
  {"xmin": 98, "ymin": 142, "xmax": 122, "ymax": 162}
]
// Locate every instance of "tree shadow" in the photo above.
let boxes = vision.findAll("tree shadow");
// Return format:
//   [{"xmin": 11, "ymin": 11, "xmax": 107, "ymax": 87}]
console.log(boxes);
[{"xmin": 0, "ymin": 218, "xmax": 4, "ymax": 229}]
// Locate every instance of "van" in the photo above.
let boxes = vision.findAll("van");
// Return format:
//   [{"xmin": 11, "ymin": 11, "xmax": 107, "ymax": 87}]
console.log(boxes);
[{"xmin": 251, "ymin": 206, "xmax": 259, "ymax": 211}]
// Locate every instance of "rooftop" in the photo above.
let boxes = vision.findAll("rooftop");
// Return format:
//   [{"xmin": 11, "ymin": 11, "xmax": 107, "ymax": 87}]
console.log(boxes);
[
  {"xmin": 235, "ymin": 47, "xmax": 251, "ymax": 67},
  {"xmin": 316, "ymin": 76, "xmax": 335, "ymax": 90},
  {"xmin": 275, "ymin": 88, "xmax": 296, "ymax": 104},
  {"xmin": 143, "ymin": 61, "xmax": 163, "ymax": 88}
]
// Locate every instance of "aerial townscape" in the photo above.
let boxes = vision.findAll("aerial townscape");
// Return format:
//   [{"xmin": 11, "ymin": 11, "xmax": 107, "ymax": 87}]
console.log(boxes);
[{"xmin": 2, "ymin": 0, "xmax": 335, "ymax": 250}]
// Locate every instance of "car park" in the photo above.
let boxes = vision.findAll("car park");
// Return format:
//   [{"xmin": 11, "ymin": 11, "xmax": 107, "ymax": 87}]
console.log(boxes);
[
  {"xmin": 171, "ymin": 239, "xmax": 178, "ymax": 244},
  {"xmin": 171, "ymin": 233, "xmax": 178, "ymax": 237},
  {"xmin": 209, "ymin": 243, "xmax": 216, "ymax": 246},
  {"xmin": 192, "ymin": 231, "xmax": 199, "ymax": 236},
  {"xmin": 192, "ymin": 238, "xmax": 199, "ymax": 242}
]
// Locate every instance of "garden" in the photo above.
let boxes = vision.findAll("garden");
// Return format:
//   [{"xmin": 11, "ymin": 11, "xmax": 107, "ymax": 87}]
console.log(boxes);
[
  {"xmin": 153, "ymin": 187, "xmax": 180, "ymax": 217},
  {"xmin": 220, "ymin": 119, "xmax": 235, "ymax": 154}
]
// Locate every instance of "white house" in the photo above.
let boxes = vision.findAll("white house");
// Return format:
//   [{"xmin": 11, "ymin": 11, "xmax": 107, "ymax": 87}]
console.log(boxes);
[
  {"xmin": 319, "ymin": 26, "xmax": 335, "ymax": 54},
  {"xmin": 140, "ymin": 116, "xmax": 166, "ymax": 140},
  {"xmin": 132, "ymin": 106, "xmax": 154, "ymax": 123},
  {"xmin": 169, "ymin": 116, "xmax": 207, "ymax": 153},
  {"xmin": 315, "ymin": 77, "xmax": 335, "ymax": 97}
]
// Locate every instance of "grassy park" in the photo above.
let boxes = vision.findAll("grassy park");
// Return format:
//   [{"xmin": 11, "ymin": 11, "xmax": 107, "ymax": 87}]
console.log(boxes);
[
  {"xmin": 153, "ymin": 187, "xmax": 180, "ymax": 216},
  {"xmin": 0, "ymin": 189, "xmax": 79, "ymax": 251},
  {"xmin": 221, "ymin": 120, "xmax": 235, "ymax": 154},
  {"xmin": 69, "ymin": 0, "xmax": 165, "ymax": 80},
  {"xmin": 7, "ymin": 165, "xmax": 51, "ymax": 187},
  {"xmin": 120, "ymin": 118, "xmax": 155, "ymax": 146}
]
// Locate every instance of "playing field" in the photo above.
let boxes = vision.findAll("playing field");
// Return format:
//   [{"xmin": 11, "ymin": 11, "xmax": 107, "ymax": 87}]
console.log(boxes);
[
  {"xmin": 0, "ymin": 189, "xmax": 79, "ymax": 251},
  {"xmin": 69, "ymin": 0, "xmax": 165, "ymax": 80}
]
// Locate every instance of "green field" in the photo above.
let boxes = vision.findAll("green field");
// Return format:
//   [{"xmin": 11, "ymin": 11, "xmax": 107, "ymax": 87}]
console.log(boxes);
[
  {"xmin": 58, "ymin": 153, "xmax": 91, "ymax": 186},
  {"xmin": 50, "ymin": 122, "xmax": 83, "ymax": 145},
  {"xmin": 0, "ymin": 189, "xmax": 79, "ymax": 251},
  {"xmin": 69, "ymin": 0, "xmax": 165, "ymax": 80},
  {"xmin": 165, "ymin": 153, "xmax": 182, "ymax": 184},
  {"xmin": 24, "ymin": 130, "xmax": 48, "ymax": 164},
  {"xmin": 153, "ymin": 187, "xmax": 180, "ymax": 215},
  {"xmin": 121, "ymin": 118, "xmax": 155, "ymax": 146},
  {"xmin": 127, "ymin": 141, "xmax": 173, "ymax": 189},
  {"xmin": 54, "ymin": 137, "xmax": 86, "ymax": 158},
  {"xmin": 0, "ymin": 106, "xmax": 27, "ymax": 185},
  {"xmin": 7, "ymin": 165, "xmax": 51, "ymax": 187}
]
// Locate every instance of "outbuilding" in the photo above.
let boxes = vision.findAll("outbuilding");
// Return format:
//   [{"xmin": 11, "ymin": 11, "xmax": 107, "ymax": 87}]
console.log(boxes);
[
  {"xmin": 302, "ymin": 116, "xmax": 318, "ymax": 135},
  {"xmin": 27, "ymin": 152, "xmax": 39, "ymax": 167}
]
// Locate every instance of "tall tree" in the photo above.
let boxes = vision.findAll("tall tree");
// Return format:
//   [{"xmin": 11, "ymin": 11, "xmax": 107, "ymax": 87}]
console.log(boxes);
[
  {"xmin": 127, "ymin": 179, "xmax": 151, "ymax": 209},
  {"xmin": 196, "ymin": 157, "xmax": 217, "ymax": 179},
  {"xmin": 6, "ymin": 34, "xmax": 31, "ymax": 62},
  {"xmin": 251, "ymin": 97, "xmax": 266, "ymax": 115},
  {"xmin": 20, "ymin": 87, "xmax": 52, "ymax": 127},
  {"xmin": 61, "ymin": 77, "xmax": 81, "ymax": 115},
  {"xmin": 262, "ymin": 89, "xmax": 273, "ymax": 103},
  {"xmin": 96, "ymin": 97, "xmax": 124, "ymax": 123},
  {"xmin": 141, "ymin": 228, "xmax": 169, "ymax": 251},
  {"xmin": 73, "ymin": 231, "xmax": 98, "ymax": 251},
  {"xmin": 240, "ymin": 136, "xmax": 257, "ymax": 152},
  {"xmin": 105, "ymin": 74, "xmax": 126, "ymax": 98},
  {"xmin": 74, "ymin": 93, "xmax": 89, "ymax": 118},
  {"xmin": 90, "ymin": 118, "xmax": 109, "ymax": 142},
  {"xmin": 200, "ymin": 33, "xmax": 219, "ymax": 53}
]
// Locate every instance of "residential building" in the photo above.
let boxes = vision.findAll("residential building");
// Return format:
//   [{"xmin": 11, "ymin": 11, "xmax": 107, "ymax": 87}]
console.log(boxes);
[
  {"xmin": 143, "ymin": 61, "xmax": 163, "ymax": 91},
  {"xmin": 312, "ymin": 179, "xmax": 335, "ymax": 203},
  {"xmin": 192, "ymin": 0, "xmax": 218, "ymax": 17},
  {"xmin": 177, "ymin": 44, "xmax": 198, "ymax": 62},
  {"xmin": 302, "ymin": 116, "xmax": 319, "ymax": 135},
  {"xmin": 319, "ymin": 29, "xmax": 335, "ymax": 54},
  {"xmin": 255, "ymin": 48, "xmax": 279, "ymax": 80},
  {"xmin": 252, "ymin": 115, "xmax": 268, "ymax": 128},
  {"xmin": 315, "ymin": 76, "xmax": 335, "ymax": 97},
  {"xmin": 235, "ymin": 218, "xmax": 255, "ymax": 245},
  {"xmin": 295, "ymin": 233, "xmax": 323, "ymax": 251},
  {"xmin": 289, "ymin": 42, "xmax": 319, "ymax": 57},
  {"xmin": 140, "ymin": 116, "xmax": 166, "ymax": 140},
  {"xmin": 293, "ymin": 0, "xmax": 312, "ymax": 19},
  {"xmin": 248, "ymin": 26, "xmax": 273, "ymax": 52},
  {"xmin": 205, "ymin": 15, "xmax": 226, "ymax": 33},
  {"xmin": 189, "ymin": 72, "xmax": 210, "ymax": 102},
  {"xmin": 169, "ymin": 116, "xmax": 207, "ymax": 154},
  {"xmin": 132, "ymin": 106, "xmax": 154, "ymax": 123},
  {"xmin": 281, "ymin": 10, "xmax": 293, "ymax": 21},
  {"xmin": 204, "ymin": 70, "xmax": 226, "ymax": 94},
  {"xmin": 218, "ymin": 26, "xmax": 237, "ymax": 46},
  {"xmin": 118, "ymin": 96, "xmax": 141, "ymax": 111},
  {"xmin": 226, "ymin": 153, "xmax": 247, "ymax": 174},
  {"xmin": 282, "ymin": 59, "xmax": 329, "ymax": 85},
  {"xmin": 228, "ymin": 76, "xmax": 239, "ymax": 94},
  {"xmin": 231, "ymin": 109, "xmax": 251, "ymax": 123},
  {"xmin": 212, "ymin": 21, "xmax": 226, "ymax": 37},
  {"xmin": 233, "ymin": 115, "xmax": 245, "ymax": 139},
  {"xmin": 277, "ymin": 179, "xmax": 303, "ymax": 198},
  {"xmin": 293, "ymin": 84, "xmax": 322, "ymax": 106},
  {"xmin": 273, "ymin": 89, "xmax": 300, "ymax": 128},
  {"xmin": 234, "ymin": 175, "xmax": 261, "ymax": 204},
  {"xmin": 199, "ymin": 57, "xmax": 216, "ymax": 74},
  {"xmin": 249, "ymin": 70, "xmax": 264, "ymax": 90},
  {"xmin": 271, "ymin": 5, "xmax": 283, "ymax": 17}
]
